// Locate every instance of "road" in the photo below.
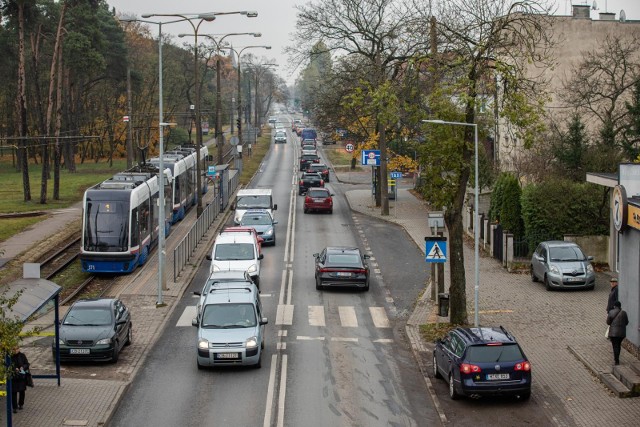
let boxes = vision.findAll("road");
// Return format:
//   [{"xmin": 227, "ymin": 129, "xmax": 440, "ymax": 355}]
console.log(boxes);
[{"xmin": 108, "ymin": 120, "xmax": 438, "ymax": 426}]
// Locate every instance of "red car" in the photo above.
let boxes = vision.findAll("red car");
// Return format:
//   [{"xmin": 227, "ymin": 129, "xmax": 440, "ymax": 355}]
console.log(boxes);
[{"xmin": 304, "ymin": 188, "xmax": 333, "ymax": 214}]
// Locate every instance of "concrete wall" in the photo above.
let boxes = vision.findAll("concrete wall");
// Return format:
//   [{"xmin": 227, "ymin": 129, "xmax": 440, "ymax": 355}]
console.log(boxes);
[
  {"xmin": 563, "ymin": 234, "xmax": 610, "ymax": 265},
  {"xmin": 619, "ymin": 231, "xmax": 640, "ymax": 349}
]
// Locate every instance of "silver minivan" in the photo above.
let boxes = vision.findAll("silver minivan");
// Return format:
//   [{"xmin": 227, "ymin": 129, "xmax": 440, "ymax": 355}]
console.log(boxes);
[
  {"xmin": 530, "ymin": 241, "xmax": 596, "ymax": 290},
  {"xmin": 192, "ymin": 284, "xmax": 267, "ymax": 369}
]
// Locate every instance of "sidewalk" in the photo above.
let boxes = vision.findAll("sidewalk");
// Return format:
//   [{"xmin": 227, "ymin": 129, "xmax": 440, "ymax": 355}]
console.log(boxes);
[{"xmin": 337, "ymin": 170, "xmax": 640, "ymax": 426}]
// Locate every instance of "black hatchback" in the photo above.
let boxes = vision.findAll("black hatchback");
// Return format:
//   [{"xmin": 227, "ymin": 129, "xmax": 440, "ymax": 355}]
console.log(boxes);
[
  {"xmin": 53, "ymin": 298, "xmax": 132, "ymax": 363},
  {"xmin": 433, "ymin": 327, "xmax": 531, "ymax": 400}
]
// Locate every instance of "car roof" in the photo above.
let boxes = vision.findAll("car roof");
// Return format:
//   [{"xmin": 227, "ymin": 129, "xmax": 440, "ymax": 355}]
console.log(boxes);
[
  {"xmin": 244, "ymin": 209, "xmax": 271, "ymax": 216},
  {"xmin": 237, "ymin": 189, "xmax": 272, "ymax": 196},
  {"xmin": 71, "ymin": 298, "xmax": 116, "ymax": 308},
  {"xmin": 325, "ymin": 246, "xmax": 361, "ymax": 254},
  {"xmin": 309, "ymin": 163, "xmax": 327, "ymax": 168},
  {"xmin": 544, "ymin": 241, "xmax": 579, "ymax": 247},
  {"xmin": 215, "ymin": 232, "xmax": 256, "ymax": 244},
  {"xmin": 222, "ymin": 227, "xmax": 257, "ymax": 235},
  {"xmin": 207, "ymin": 270, "xmax": 252, "ymax": 280},
  {"xmin": 452, "ymin": 327, "xmax": 518, "ymax": 345},
  {"xmin": 203, "ymin": 285, "xmax": 257, "ymax": 304}
]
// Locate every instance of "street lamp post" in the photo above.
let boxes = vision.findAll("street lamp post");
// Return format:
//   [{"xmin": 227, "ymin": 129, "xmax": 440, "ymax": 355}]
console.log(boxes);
[
  {"xmin": 143, "ymin": 11, "xmax": 258, "ymax": 216},
  {"xmin": 423, "ymin": 119, "xmax": 480, "ymax": 327}
]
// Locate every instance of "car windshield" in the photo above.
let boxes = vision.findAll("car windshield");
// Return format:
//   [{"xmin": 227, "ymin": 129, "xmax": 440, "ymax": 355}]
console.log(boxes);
[
  {"xmin": 201, "ymin": 303, "xmax": 257, "ymax": 328},
  {"xmin": 466, "ymin": 344, "xmax": 524, "ymax": 363},
  {"xmin": 549, "ymin": 246, "xmax": 585, "ymax": 262},
  {"xmin": 215, "ymin": 243, "xmax": 255, "ymax": 260},
  {"xmin": 327, "ymin": 253, "xmax": 362, "ymax": 267},
  {"xmin": 241, "ymin": 215, "xmax": 272, "ymax": 226},
  {"xmin": 64, "ymin": 307, "xmax": 113, "ymax": 326},
  {"xmin": 308, "ymin": 190, "xmax": 329, "ymax": 198},
  {"xmin": 236, "ymin": 195, "xmax": 271, "ymax": 209}
]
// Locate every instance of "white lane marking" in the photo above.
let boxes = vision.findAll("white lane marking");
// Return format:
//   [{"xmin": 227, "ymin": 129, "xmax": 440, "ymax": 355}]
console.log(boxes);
[
  {"xmin": 260, "ymin": 293, "xmax": 272, "ymax": 298},
  {"xmin": 276, "ymin": 354, "xmax": 288, "ymax": 427},
  {"xmin": 296, "ymin": 336, "xmax": 326, "ymax": 341},
  {"xmin": 283, "ymin": 186, "xmax": 295, "ymax": 264},
  {"xmin": 308, "ymin": 306, "xmax": 326, "ymax": 326},
  {"xmin": 278, "ymin": 330, "xmax": 288, "ymax": 337},
  {"xmin": 289, "ymin": 192, "xmax": 296, "ymax": 264},
  {"xmin": 263, "ymin": 354, "xmax": 278, "ymax": 427},
  {"xmin": 277, "ymin": 342, "xmax": 287, "ymax": 350},
  {"xmin": 370, "ymin": 307, "xmax": 391, "ymax": 328},
  {"xmin": 331, "ymin": 337, "xmax": 358, "ymax": 343},
  {"xmin": 286, "ymin": 271, "xmax": 293, "ymax": 306},
  {"xmin": 373, "ymin": 339, "xmax": 394, "ymax": 343},
  {"xmin": 374, "ymin": 268, "xmax": 382, "ymax": 274},
  {"xmin": 339, "ymin": 306, "xmax": 358, "ymax": 328},
  {"xmin": 276, "ymin": 304, "xmax": 294, "ymax": 325},
  {"xmin": 278, "ymin": 270, "xmax": 287, "ymax": 306},
  {"xmin": 175, "ymin": 306, "xmax": 197, "ymax": 327}
]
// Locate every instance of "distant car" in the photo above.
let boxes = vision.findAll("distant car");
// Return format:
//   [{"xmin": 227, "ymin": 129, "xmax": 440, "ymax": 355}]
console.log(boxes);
[
  {"xmin": 53, "ymin": 298, "xmax": 132, "ymax": 363},
  {"xmin": 433, "ymin": 327, "xmax": 532, "ymax": 400},
  {"xmin": 304, "ymin": 188, "xmax": 333, "ymax": 214},
  {"xmin": 307, "ymin": 163, "xmax": 330, "ymax": 181},
  {"xmin": 268, "ymin": 116, "xmax": 277, "ymax": 126},
  {"xmin": 313, "ymin": 246, "xmax": 370, "ymax": 290},
  {"xmin": 275, "ymin": 130, "xmax": 287, "ymax": 144},
  {"xmin": 301, "ymin": 139, "xmax": 317, "ymax": 147},
  {"xmin": 301, "ymin": 128, "xmax": 317, "ymax": 141},
  {"xmin": 530, "ymin": 241, "xmax": 595, "ymax": 290},
  {"xmin": 299, "ymin": 172, "xmax": 324, "ymax": 195},
  {"xmin": 299, "ymin": 153, "xmax": 320, "ymax": 171},
  {"xmin": 240, "ymin": 209, "xmax": 278, "ymax": 246}
]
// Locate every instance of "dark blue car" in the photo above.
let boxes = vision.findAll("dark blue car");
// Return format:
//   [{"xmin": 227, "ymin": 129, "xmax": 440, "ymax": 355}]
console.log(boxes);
[{"xmin": 433, "ymin": 327, "xmax": 531, "ymax": 400}]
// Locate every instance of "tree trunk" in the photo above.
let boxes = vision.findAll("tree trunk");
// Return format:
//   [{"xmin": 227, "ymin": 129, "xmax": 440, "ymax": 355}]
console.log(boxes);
[
  {"xmin": 445, "ymin": 206, "xmax": 468, "ymax": 325},
  {"xmin": 54, "ymin": 38, "xmax": 64, "ymax": 198},
  {"xmin": 17, "ymin": 1, "xmax": 31, "ymax": 202}
]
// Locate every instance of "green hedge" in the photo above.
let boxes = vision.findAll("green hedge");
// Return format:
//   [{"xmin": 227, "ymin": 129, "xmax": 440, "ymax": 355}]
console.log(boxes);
[{"xmin": 489, "ymin": 173, "xmax": 523, "ymax": 236}]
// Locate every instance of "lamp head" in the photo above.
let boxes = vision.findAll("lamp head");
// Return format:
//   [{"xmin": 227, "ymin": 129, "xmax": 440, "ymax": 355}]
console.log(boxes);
[
  {"xmin": 252, "ymin": 33, "xmax": 262, "ymax": 37},
  {"xmin": 141, "ymin": 14, "xmax": 153, "ymax": 18},
  {"xmin": 198, "ymin": 13, "xmax": 217, "ymax": 21},
  {"xmin": 246, "ymin": 11, "xmax": 258, "ymax": 18}
]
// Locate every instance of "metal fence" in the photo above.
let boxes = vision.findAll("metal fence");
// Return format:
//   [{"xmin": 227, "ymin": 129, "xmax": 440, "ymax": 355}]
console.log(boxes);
[{"xmin": 173, "ymin": 170, "xmax": 240, "ymax": 282}]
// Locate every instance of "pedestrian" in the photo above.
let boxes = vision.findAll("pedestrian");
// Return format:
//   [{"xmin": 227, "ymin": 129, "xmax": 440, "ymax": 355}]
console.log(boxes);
[
  {"xmin": 606, "ymin": 301, "xmax": 629, "ymax": 365},
  {"xmin": 607, "ymin": 277, "xmax": 619, "ymax": 313},
  {"xmin": 10, "ymin": 346, "xmax": 30, "ymax": 413}
]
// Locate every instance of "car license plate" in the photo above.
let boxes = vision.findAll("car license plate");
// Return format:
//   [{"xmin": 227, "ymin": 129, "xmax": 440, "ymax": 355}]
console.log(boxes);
[
  {"xmin": 215, "ymin": 352, "xmax": 240, "ymax": 360},
  {"xmin": 486, "ymin": 373, "xmax": 510, "ymax": 380},
  {"xmin": 69, "ymin": 348, "xmax": 90, "ymax": 355},
  {"xmin": 336, "ymin": 272, "xmax": 351, "ymax": 277},
  {"xmin": 314, "ymin": 198, "xmax": 325, "ymax": 202},
  {"xmin": 566, "ymin": 277, "xmax": 582, "ymax": 282}
]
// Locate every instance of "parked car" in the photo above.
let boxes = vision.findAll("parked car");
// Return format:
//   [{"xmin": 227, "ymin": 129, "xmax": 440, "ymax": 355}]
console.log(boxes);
[
  {"xmin": 530, "ymin": 241, "xmax": 595, "ymax": 290},
  {"xmin": 307, "ymin": 163, "xmax": 330, "ymax": 181},
  {"xmin": 433, "ymin": 326, "xmax": 532, "ymax": 400},
  {"xmin": 240, "ymin": 209, "xmax": 278, "ymax": 246},
  {"xmin": 304, "ymin": 188, "xmax": 333, "ymax": 214},
  {"xmin": 194, "ymin": 270, "xmax": 254, "ymax": 320},
  {"xmin": 313, "ymin": 246, "xmax": 370, "ymax": 291},
  {"xmin": 298, "ymin": 172, "xmax": 325, "ymax": 195},
  {"xmin": 53, "ymin": 298, "xmax": 132, "ymax": 363},
  {"xmin": 192, "ymin": 284, "xmax": 267, "ymax": 369}
]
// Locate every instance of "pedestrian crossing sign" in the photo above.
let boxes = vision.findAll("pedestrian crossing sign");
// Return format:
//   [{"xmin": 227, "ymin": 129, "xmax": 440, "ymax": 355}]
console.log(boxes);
[{"xmin": 425, "ymin": 238, "xmax": 447, "ymax": 263}]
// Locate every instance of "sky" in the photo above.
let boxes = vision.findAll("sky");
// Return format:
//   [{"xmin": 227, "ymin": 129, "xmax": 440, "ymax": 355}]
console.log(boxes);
[{"xmin": 107, "ymin": 0, "xmax": 640, "ymax": 86}]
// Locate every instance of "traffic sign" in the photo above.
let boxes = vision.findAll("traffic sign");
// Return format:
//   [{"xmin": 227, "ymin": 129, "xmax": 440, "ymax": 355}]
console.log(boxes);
[
  {"xmin": 207, "ymin": 165, "xmax": 217, "ymax": 177},
  {"xmin": 361, "ymin": 150, "xmax": 380, "ymax": 166},
  {"xmin": 390, "ymin": 171, "xmax": 403, "ymax": 179},
  {"xmin": 230, "ymin": 136, "xmax": 239, "ymax": 146},
  {"xmin": 425, "ymin": 237, "xmax": 447, "ymax": 263},
  {"xmin": 122, "ymin": 116, "xmax": 130, "ymax": 122},
  {"xmin": 345, "ymin": 143, "xmax": 355, "ymax": 153}
]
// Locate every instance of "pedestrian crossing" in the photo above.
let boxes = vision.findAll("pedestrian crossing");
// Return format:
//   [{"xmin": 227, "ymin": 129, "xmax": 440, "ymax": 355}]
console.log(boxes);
[{"xmin": 175, "ymin": 304, "xmax": 392, "ymax": 330}]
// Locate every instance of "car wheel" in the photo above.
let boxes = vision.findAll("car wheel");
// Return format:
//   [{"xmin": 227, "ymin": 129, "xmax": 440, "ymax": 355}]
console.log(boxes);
[
  {"xmin": 329, "ymin": 208, "xmax": 333, "ymax": 214},
  {"xmin": 433, "ymin": 354, "xmax": 442, "ymax": 379},
  {"xmin": 254, "ymin": 354, "xmax": 262, "ymax": 369},
  {"xmin": 449, "ymin": 374, "xmax": 460, "ymax": 400},
  {"xmin": 304, "ymin": 208, "xmax": 308, "ymax": 214},
  {"xmin": 111, "ymin": 343, "xmax": 120, "ymax": 363},
  {"xmin": 544, "ymin": 275, "xmax": 552, "ymax": 291},
  {"xmin": 261, "ymin": 338, "xmax": 265, "ymax": 350},
  {"xmin": 254, "ymin": 276, "xmax": 260, "ymax": 288},
  {"xmin": 125, "ymin": 324, "xmax": 132, "ymax": 346},
  {"xmin": 364, "ymin": 280, "xmax": 369, "ymax": 292},
  {"xmin": 299, "ymin": 190, "xmax": 303, "ymax": 196},
  {"xmin": 272, "ymin": 236, "xmax": 276, "ymax": 246},
  {"xmin": 530, "ymin": 266, "xmax": 538, "ymax": 282},
  {"xmin": 587, "ymin": 285, "xmax": 595, "ymax": 291},
  {"xmin": 315, "ymin": 277, "xmax": 322, "ymax": 290}
]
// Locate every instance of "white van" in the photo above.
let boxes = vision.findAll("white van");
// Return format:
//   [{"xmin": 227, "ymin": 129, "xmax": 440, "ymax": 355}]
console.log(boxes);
[
  {"xmin": 233, "ymin": 189, "xmax": 277, "ymax": 225},
  {"xmin": 206, "ymin": 232, "xmax": 263, "ymax": 286}
]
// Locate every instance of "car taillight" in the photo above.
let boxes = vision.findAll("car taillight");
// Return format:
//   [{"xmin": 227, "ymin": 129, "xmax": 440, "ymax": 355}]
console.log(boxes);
[
  {"xmin": 305, "ymin": 196, "xmax": 312, "ymax": 202},
  {"xmin": 320, "ymin": 180, "xmax": 324, "ymax": 185},
  {"xmin": 299, "ymin": 180, "xmax": 303, "ymax": 185},
  {"xmin": 514, "ymin": 361, "xmax": 531, "ymax": 371},
  {"xmin": 355, "ymin": 268, "xmax": 366, "ymax": 274},
  {"xmin": 460, "ymin": 363, "xmax": 482, "ymax": 374},
  {"xmin": 323, "ymin": 170, "xmax": 329, "ymax": 174},
  {"xmin": 314, "ymin": 159, "xmax": 320, "ymax": 163}
]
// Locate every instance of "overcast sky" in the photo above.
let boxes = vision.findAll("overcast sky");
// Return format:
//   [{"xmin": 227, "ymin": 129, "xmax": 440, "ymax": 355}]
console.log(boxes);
[{"xmin": 107, "ymin": 0, "xmax": 640, "ymax": 86}]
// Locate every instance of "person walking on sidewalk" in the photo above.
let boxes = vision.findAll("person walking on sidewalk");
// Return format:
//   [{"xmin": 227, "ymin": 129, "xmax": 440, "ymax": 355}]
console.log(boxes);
[
  {"xmin": 607, "ymin": 301, "xmax": 629, "ymax": 365},
  {"xmin": 10, "ymin": 346, "xmax": 30, "ymax": 413},
  {"xmin": 607, "ymin": 277, "xmax": 619, "ymax": 312}
]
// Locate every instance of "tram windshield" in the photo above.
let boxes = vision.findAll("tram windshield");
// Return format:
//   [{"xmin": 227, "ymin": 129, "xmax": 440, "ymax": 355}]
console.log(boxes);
[{"xmin": 84, "ymin": 201, "xmax": 129, "ymax": 252}]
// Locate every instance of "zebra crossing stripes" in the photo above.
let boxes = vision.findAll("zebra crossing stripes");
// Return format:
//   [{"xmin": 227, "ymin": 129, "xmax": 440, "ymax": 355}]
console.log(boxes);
[
  {"xmin": 369, "ymin": 307, "xmax": 391, "ymax": 328},
  {"xmin": 176, "ymin": 305, "xmax": 197, "ymax": 327},
  {"xmin": 338, "ymin": 306, "xmax": 358, "ymax": 327},
  {"xmin": 308, "ymin": 306, "xmax": 325, "ymax": 326}
]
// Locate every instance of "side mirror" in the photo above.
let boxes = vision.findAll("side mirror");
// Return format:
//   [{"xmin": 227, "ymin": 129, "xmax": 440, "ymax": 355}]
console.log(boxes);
[
  {"xmin": 260, "ymin": 317, "xmax": 269, "ymax": 325},
  {"xmin": 313, "ymin": 253, "xmax": 319, "ymax": 258},
  {"xmin": 273, "ymin": 204, "xmax": 278, "ymax": 210},
  {"xmin": 272, "ymin": 220, "xmax": 278, "ymax": 225},
  {"xmin": 191, "ymin": 318, "xmax": 199, "ymax": 327},
  {"xmin": 331, "ymin": 193, "xmax": 335, "ymax": 196},
  {"xmin": 193, "ymin": 291, "xmax": 201, "ymax": 296},
  {"xmin": 206, "ymin": 254, "xmax": 212, "ymax": 261},
  {"xmin": 258, "ymin": 254, "xmax": 264, "ymax": 260},
  {"xmin": 587, "ymin": 256, "xmax": 594, "ymax": 261},
  {"xmin": 363, "ymin": 254, "xmax": 371, "ymax": 259}
]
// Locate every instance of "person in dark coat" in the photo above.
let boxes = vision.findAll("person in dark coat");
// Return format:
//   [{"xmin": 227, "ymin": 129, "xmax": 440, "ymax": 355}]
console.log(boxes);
[
  {"xmin": 606, "ymin": 278, "xmax": 619, "ymax": 313},
  {"xmin": 10, "ymin": 346, "xmax": 29, "ymax": 413},
  {"xmin": 607, "ymin": 301, "xmax": 629, "ymax": 365}
]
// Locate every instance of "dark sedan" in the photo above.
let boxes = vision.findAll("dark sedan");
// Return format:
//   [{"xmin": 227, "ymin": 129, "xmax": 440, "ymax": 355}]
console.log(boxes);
[
  {"xmin": 307, "ymin": 163, "xmax": 330, "ymax": 181},
  {"xmin": 313, "ymin": 247, "xmax": 370, "ymax": 291},
  {"xmin": 298, "ymin": 172, "xmax": 325, "ymax": 195},
  {"xmin": 53, "ymin": 298, "xmax": 132, "ymax": 363}
]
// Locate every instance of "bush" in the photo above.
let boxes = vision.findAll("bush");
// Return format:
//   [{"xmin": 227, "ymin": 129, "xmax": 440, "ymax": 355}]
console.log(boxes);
[
  {"xmin": 521, "ymin": 180, "xmax": 609, "ymax": 246},
  {"xmin": 489, "ymin": 173, "xmax": 523, "ymax": 236}
]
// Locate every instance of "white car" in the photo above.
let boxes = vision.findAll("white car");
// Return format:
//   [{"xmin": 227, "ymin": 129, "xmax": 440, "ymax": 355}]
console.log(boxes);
[
  {"xmin": 206, "ymin": 232, "xmax": 263, "ymax": 287},
  {"xmin": 275, "ymin": 131, "xmax": 287, "ymax": 144}
]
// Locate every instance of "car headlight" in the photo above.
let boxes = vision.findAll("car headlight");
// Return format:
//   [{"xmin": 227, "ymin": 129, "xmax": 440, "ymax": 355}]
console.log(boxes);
[
  {"xmin": 198, "ymin": 338, "xmax": 209, "ymax": 350},
  {"xmin": 96, "ymin": 338, "xmax": 112, "ymax": 345},
  {"xmin": 58, "ymin": 339, "xmax": 65, "ymax": 345},
  {"xmin": 586, "ymin": 264, "xmax": 594, "ymax": 274},
  {"xmin": 247, "ymin": 264, "xmax": 258, "ymax": 274},
  {"xmin": 246, "ymin": 337, "xmax": 258, "ymax": 349},
  {"xmin": 264, "ymin": 228, "xmax": 273, "ymax": 236},
  {"xmin": 549, "ymin": 265, "xmax": 561, "ymax": 275},
  {"xmin": 212, "ymin": 264, "xmax": 221, "ymax": 272}
]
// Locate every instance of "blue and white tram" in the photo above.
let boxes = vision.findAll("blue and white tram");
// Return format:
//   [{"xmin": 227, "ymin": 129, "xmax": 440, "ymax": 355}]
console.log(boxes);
[{"xmin": 80, "ymin": 164, "xmax": 173, "ymax": 274}]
